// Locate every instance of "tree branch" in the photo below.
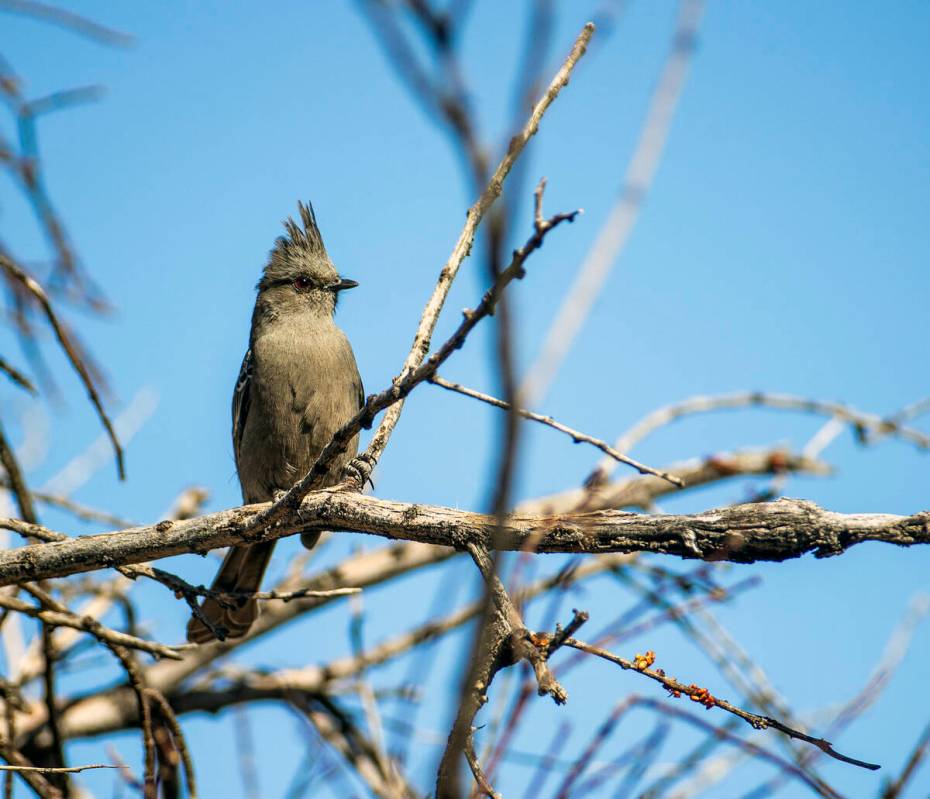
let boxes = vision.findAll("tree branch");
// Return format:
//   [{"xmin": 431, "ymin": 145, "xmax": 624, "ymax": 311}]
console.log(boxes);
[
  {"xmin": 564, "ymin": 640, "xmax": 878, "ymax": 772},
  {"xmin": 429, "ymin": 374, "xmax": 682, "ymax": 485},
  {"xmin": 0, "ymin": 496, "xmax": 927, "ymax": 586},
  {"xmin": 516, "ymin": 448, "xmax": 830, "ymax": 515},
  {"xmin": 359, "ymin": 21, "xmax": 595, "ymax": 473},
  {"xmin": 587, "ymin": 390, "xmax": 930, "ymax": 487}
]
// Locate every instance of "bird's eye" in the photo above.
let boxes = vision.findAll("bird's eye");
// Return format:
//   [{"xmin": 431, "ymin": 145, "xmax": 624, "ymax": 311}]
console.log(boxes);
[{"xmin": 293, "ymin": 276, "xmax": 312, "ymax": 291}]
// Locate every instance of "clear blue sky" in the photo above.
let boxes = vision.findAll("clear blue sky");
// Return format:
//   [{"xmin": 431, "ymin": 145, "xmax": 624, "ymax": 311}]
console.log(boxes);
[{"xmin": 2, "ymin": 2, "xmax": 930, "ymax": 797}]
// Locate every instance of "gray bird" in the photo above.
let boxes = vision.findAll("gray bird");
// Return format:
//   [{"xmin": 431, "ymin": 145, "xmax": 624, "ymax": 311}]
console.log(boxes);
[{"xmin": 186, "ymin": 202, "xmax": 363, "ymax": 644}]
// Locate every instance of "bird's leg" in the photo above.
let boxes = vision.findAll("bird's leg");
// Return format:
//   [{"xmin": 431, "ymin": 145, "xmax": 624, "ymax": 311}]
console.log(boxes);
[{"xmin": 341, "ymin": 452, "xmax": 376, "ymax": 491}]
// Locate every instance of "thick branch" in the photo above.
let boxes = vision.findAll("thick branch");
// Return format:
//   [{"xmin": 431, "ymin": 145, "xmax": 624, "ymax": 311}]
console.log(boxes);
[{"xmin": 0, "ymin": 496, "xmax": 927, "ymax": 586}]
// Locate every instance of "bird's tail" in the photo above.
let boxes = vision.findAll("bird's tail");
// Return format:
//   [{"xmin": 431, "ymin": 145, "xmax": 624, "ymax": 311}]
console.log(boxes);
[{"xmin": 186, "ymin": 542, "xmax": 275, "ymax": 644}]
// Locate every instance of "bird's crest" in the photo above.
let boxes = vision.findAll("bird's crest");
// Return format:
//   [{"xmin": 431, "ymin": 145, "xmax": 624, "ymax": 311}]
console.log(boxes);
[
  {"xmin": 259, "ymin": 202, "xmax": 336, "ymax": 290},
  {"xmin": 274, "ymin": 201, "xmax": 327, "ymax": 260}
]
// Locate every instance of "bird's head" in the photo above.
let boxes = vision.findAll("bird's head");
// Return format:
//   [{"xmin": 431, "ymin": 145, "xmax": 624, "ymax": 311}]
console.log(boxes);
[{"xmin": 256, "ymin": 202, "xmax": 358, "ymax": 320}]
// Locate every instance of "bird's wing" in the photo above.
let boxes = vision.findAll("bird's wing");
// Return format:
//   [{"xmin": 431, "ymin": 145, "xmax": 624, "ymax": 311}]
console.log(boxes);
[
  {"xmin": 232, "ymin": 349, "xmax": 253, "ymax": 471},
  {"xmin": 355, "ymin": 369, "xmax": 364, "ymax": 413}
]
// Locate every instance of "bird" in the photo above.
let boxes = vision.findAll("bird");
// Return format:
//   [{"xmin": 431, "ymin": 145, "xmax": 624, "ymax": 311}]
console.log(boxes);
[{"xmin": 186, "ymin": 202, "xmax": 363, "ymax": 644}]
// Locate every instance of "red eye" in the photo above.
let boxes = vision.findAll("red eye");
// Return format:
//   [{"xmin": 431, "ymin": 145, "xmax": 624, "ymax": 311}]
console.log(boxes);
[{"xmin": 293, "ymin": 277, "xmax": 312, "ymax": 291}]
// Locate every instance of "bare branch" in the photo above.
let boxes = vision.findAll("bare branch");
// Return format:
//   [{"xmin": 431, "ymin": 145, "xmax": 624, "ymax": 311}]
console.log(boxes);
[
  {"xmin": 0, "ymin": 481, "xmax": 135, "ymax": 527},
  {"xmin": 464, "ymin": 732, "xmax": 500, "ymax": 799},
  {"xmin": 563, "ymin": 640, "xmax": 879, "ymax": 772},
  {"xmin": 882, "ymin": 719, "xmax": 930, "ymax": 799},
  {"xmin": 0, "ymin": 256, "xmax": 124, "ymax": 479},
  {"xmin": 106, "ymin": 645, "xmax": 156, "ymax": 798},
  {"xmin": 517, "ymin": 448, "xmax": 830, "ymax": 515},
  {"xmin": 0, "ymin": 746, "xmax": 61, "ymax": 798},
  {"xmin": 0, "ymin": 356, "xmax": 35, "ymax": 394},
  {"xmin": 2, "ymin": 495, "xmax": 928, "ymax": 586},
  {"xmin": 588, "ymin": 390, "xmax": 930, "ymax": 486},
  {"xmin": 429, "ymin": 374, "xmax": 682, "ymax": 485},
  {"xmin": 0, "ymin": 419, "xmax": 38, "ymax": 523},
  {"xmin": 0, "ymin": 593, "xmax": 185, "ymax": 660},
  {"xmin": 360, "ymin": 21, "xmax": 595, "ymax": 472},
  {"xmin": 0, "ymin": 764, "xmax": 116, "ymax": 774},
  {"xmin": 628, "ymin": 697, "xmax": 843, "ymax": 799},
  {"xmin": 0, "ymin": 0, "xmax": 132, "ymax": 46}
]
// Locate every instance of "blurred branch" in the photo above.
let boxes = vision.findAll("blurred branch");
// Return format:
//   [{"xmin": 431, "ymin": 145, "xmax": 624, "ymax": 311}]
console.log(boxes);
[
  {"xmin": 587, "ymin": 390, "xmax": 930, "ymax": 487},
  {"xmin": 0, "ymin": 256, "xmax": 124, "ymax": 479},
  {"xmin": 517, "ymin": 448, "xmax": 830, "ymax": 515},
  {"xmin": 292, "ymin": 694, "xmax": 417, "ymax": 799},
  {"xmin": 0, "ymin": 419, "xmax": 37, "ymax": 523},
  {"xmin": 521, "ymin": 0, "xmax": 704, "ymax": 404},
  {"xmin": 17, "ymin": 542, "xmax": 451, "ymax": 744},
  {"xmin": 628, "ymin": 697, "xmax": 843, "ymax": 798},
  {"xmin": 0, "ymin": 591, "xmax": 185, "ymax": 660},
  {"xmin": 743, "ymin": 593, "xmax": 930, "ymax": 798},
  {"xmin": 0, "ymin": 482, "xmax": 134, "ymax": 528},
  {"xmin": 882, "ymin": 719, "xmax": 930, "ymax": 799},
  {"xmin": 357, "ymin": 0, "xmax": 486, "ymax": 181},
  {"xmin": 0, "ymin": 0, "xmax": 132, "ymax": 46},
  {"xmin": 0, "ymin": 356, "xmax": 35, "ymax": 395}
]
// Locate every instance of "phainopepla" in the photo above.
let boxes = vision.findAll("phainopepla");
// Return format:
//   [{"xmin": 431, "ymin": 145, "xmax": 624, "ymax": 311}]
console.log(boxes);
[{"xmin": 186, "ymin": 202, "xmax": 362, "ymax": 644}]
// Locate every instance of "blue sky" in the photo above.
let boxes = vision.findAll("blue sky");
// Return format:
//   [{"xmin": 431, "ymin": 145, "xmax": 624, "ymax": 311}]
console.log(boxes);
[{"xmin": 2, "ymin": 2, "xmax": 930, "ymax": 797}]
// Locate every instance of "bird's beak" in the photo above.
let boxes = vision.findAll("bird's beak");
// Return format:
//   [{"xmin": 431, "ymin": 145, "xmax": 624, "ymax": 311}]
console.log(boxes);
[{"xmin": 332, "ymin": 278, "xmax": 359, "ymax": 292}]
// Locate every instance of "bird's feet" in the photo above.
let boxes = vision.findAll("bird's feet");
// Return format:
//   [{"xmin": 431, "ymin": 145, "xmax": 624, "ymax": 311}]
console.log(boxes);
[{"xmin": 341, "ymin": 453, "xmax": 376, "ymax": 491}]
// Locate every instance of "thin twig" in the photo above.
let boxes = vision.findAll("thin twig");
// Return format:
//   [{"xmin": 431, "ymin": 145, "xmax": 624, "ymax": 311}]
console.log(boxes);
[
  {"xmin": 563, "ymin": 638, "xmax": 880, "ymax": 771},
  {"xmin": 430, "ymin": 374, "xmax": 682, "ymax": 485},
  {"xmin": 0, "ymin": 763, "xmax": 116, "ymax": 773},
  {"xmin": 0, "ymin": 746, "xmax": 61, "ymax": 798},
  {"xmin": 0, "ymin": 592, "xmax": 185, "ymax": 660},
  {"xmin": 632, "ymin": 697, "xmax": 842, "ymax": 799},
  {"xmin": 0, "ymin": 356, "xmax": 35, "ymax": 394},
  {"xmin": 464, "ymin": 732, "xmax": 500, "ymax": 799}
]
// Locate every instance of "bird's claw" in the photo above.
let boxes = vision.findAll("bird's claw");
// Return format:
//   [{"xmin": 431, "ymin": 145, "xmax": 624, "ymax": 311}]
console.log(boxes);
[{"xmin": 342, "ymin": 453, "xmax": 376, "ymax": 490}]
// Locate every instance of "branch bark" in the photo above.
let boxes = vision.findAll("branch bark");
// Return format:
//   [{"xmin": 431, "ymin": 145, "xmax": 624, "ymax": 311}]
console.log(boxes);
[{"xmin": 1, "ymin": 496, "xmax": 927, "ymax": 586}]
